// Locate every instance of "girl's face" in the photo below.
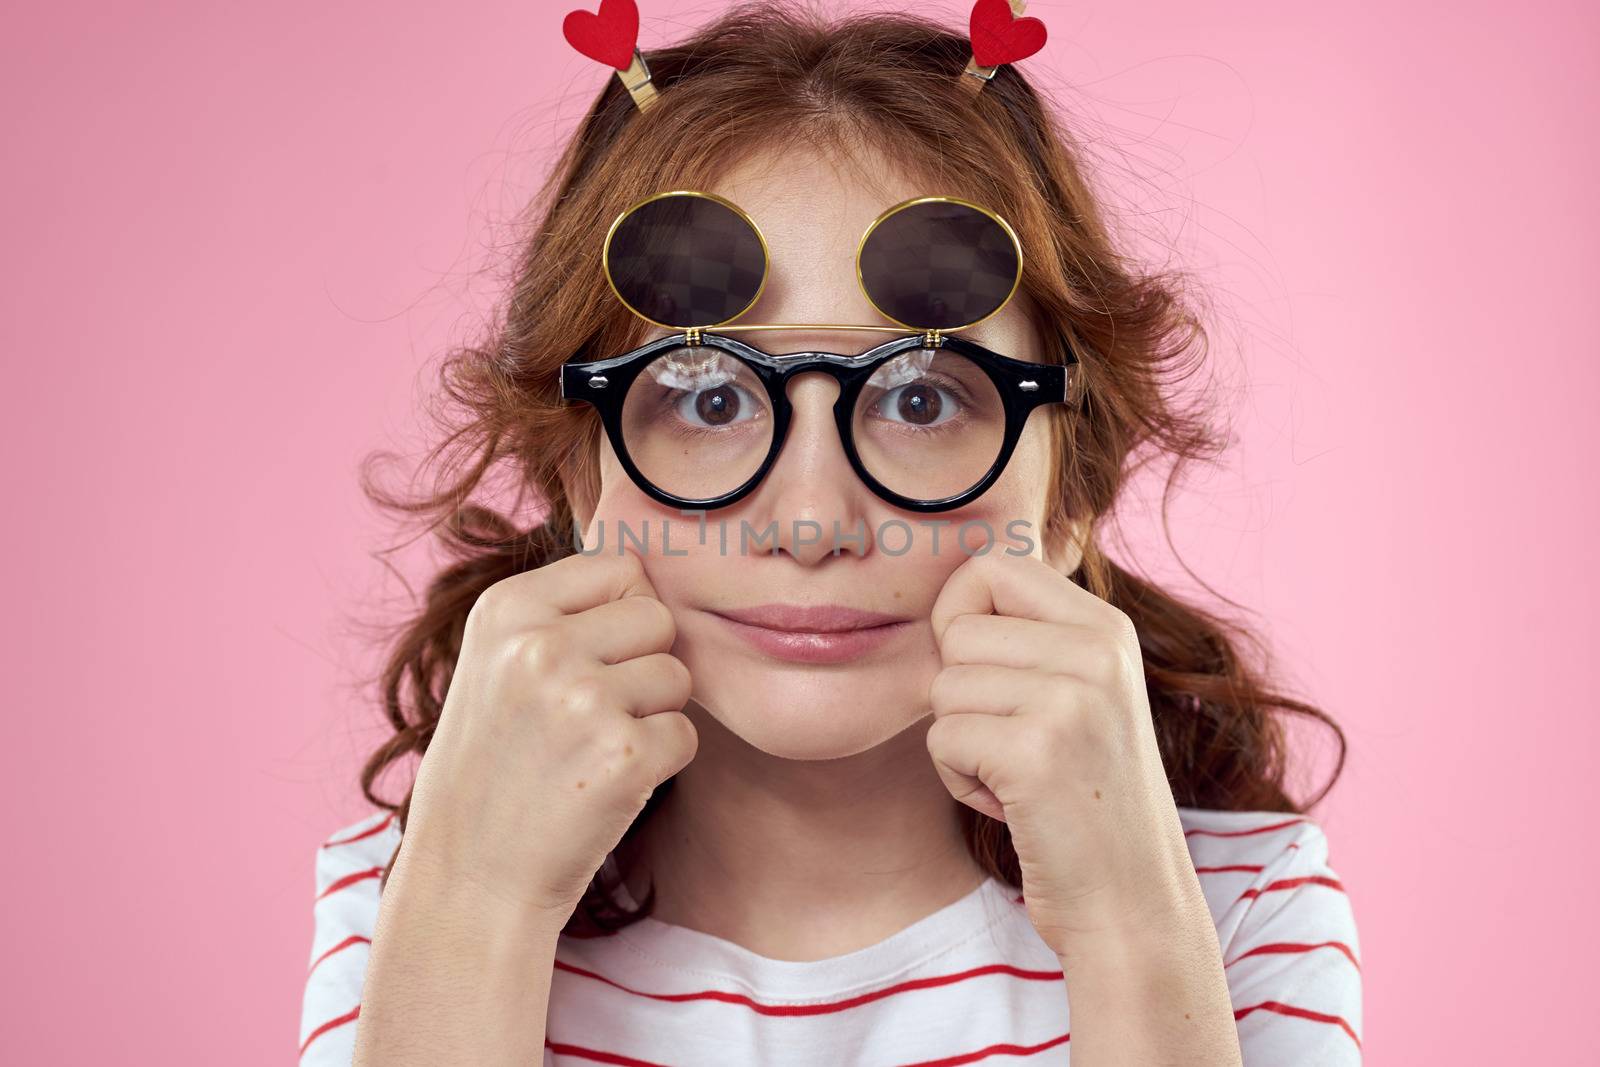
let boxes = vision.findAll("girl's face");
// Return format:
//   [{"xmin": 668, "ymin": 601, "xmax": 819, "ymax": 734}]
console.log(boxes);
[{"xmin": 575, "ymin": 143, "xmax": 1078, "ymax": 760}]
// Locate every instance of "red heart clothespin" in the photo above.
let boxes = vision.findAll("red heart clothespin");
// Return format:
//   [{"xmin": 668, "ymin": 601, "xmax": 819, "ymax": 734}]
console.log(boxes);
[
  {"xmin": 968, "ymin": 0, "xmax": 1048, "ymax": 67},
  {"xmin": 563, "ymin": 0, "xmax": 660, "ymax": 112},
  {"xmin": 563, "ymin": 0, "xmax": 641, "ymax": 71}
]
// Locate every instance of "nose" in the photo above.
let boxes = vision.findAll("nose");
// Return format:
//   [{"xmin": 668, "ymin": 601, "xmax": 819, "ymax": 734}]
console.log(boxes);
[{"xmin": 747, "ymin": 371, "xmax": 871, "ymax": 564}]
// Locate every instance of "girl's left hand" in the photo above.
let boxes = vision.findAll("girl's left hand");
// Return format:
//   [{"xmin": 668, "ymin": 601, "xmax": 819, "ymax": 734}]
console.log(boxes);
[{"xmin": 925, "ymin": 549, "xmax": 1205, "ymax": 958}]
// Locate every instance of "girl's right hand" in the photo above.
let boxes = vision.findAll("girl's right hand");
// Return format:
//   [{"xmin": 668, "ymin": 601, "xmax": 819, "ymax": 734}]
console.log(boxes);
[{"xmin": 395, "ymin": 545, "xmax": 698, "ymax": 924}]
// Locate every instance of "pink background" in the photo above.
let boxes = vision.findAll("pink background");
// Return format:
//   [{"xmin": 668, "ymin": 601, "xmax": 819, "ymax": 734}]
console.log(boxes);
[{"xmin": 3, "ymin": 1, "xmax": 1594, "ymax": 1062}]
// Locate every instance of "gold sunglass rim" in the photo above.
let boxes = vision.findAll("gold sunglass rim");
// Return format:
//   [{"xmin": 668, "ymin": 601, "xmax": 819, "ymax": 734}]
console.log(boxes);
[{"xmin": 600, "ymin": 188, "xmax": 1025, "ymax": 337}]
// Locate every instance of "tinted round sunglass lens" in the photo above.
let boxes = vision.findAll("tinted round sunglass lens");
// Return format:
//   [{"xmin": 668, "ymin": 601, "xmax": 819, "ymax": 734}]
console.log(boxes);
[
  {"xmin": 858, "ymin": 199, "xmax": 1021, "ymax": 332},
  {"xmin": 604, "ymin": 192, "xmax": 768, "ymax": 330},
  {"xmin": 619, "ymin": 346, "xmax": 774, "ymax": 501},
  {"xmin": 851, "ymin": 347, "xmax": 1007, "ymax": 501}
]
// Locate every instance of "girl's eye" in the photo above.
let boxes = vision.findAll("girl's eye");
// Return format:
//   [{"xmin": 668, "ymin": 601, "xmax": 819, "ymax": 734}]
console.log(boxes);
[
  {"xmin": 672, "ymin": 382, "xmax": 761, "ymax": 429},
  {"xmin": 869, "ymin": 380, "xmax": 964, "ymax": 428}
]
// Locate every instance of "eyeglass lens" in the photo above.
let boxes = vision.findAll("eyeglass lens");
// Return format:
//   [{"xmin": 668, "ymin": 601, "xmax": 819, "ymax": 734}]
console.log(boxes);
[{"xmin": 617, "ymin": 344, "xmax": 1007, "ymax": 504}]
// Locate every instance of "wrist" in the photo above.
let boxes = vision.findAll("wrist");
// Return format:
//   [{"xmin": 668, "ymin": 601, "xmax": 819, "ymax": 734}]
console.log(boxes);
[
  {"xmin": 356, "ymin": 834, "xmax": 567, "ymax": 1065},
  {"xmin": 1052, "ymin": 893, "xmax": 1242, "ymax": 1066},
  {"xmin": 389, "ymin": 838, "xmax": 578, "ymax": 941},
  {"xmin": 1052, "ymin": 886, "xmax": 1214, "ymax": 977}
]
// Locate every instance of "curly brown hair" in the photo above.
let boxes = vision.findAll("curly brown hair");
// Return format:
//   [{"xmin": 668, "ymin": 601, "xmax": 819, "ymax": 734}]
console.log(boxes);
[{"xmin": 353, "ymin": 2, "xmax": 1346, "ymax": 936}]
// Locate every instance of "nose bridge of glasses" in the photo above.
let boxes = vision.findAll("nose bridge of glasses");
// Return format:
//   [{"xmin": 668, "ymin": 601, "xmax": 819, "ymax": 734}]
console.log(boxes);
[
  {"xmin": 739, "ymin": 345, "xmax": 879, "ymax": 412},
  {"xmin": 779, "ymin": 367, "xmax": 845, "ymax": 424}
]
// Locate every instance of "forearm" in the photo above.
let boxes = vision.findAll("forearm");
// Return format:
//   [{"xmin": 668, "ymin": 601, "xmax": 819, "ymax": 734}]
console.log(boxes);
[
  {"xmin": 1057, "ymin": 893, "xmax": 1243, "ymax": 1067},
  {"xmin": 352, "ymin": 848, "xmax": 569, "ymax": 1066}
]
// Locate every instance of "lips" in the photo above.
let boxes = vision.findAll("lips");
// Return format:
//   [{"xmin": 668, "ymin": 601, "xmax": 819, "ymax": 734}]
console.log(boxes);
[
  {"xmin": 709, "ymin": 603, "xmax": 910, "ymax": 633},
  {"xmin": 709, "ymin": 605, "xmax": 913, "ymax": 665}
]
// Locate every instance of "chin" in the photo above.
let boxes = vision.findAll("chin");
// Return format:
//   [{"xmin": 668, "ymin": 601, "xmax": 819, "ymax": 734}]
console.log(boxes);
[{"xmin": 683, "ymin": 657, "xmax": 937, "ymax": 760}]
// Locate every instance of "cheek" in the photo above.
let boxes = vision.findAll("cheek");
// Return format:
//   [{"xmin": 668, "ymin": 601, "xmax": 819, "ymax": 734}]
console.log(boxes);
[
  {"xmin": 931, "ymin": 419, "xmax": 1054, "ymax": 559},
  {"xmin": 584, "ymin": 447, "xmax": 738, "ymax": 609},
  {"xmin": 582, "ymin": 439, "xmax": 652, "ymax": 544},
  {"xmin": 999, "ymin": 419, "xmax": 1055, "ymax": 510}
]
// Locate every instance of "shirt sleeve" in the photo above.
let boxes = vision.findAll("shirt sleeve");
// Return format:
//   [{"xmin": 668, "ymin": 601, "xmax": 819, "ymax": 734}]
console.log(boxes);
[
  {"xmin": 296, "ymin": 812, "xmax": 559, "ymax": 1066},
  {"xmin": 1222, "ymin": 817, "xmax": 1364, "ymax": 1066},
  {"xmin": 298, "ymin": 814, "xmax": 390, "ymax": 1065}
]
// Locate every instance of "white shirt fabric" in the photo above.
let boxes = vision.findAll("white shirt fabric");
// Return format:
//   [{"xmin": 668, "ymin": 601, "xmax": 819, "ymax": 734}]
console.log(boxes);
[{"xmin": 300, "ymin": 806, "xmax": 1362, "ymax": 1065}]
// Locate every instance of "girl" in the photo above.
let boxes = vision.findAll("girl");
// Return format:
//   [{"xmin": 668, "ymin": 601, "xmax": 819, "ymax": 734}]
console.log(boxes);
[{"xmin": 300, "ymin": 4, "xmax": 1361, "ymax": 1064}]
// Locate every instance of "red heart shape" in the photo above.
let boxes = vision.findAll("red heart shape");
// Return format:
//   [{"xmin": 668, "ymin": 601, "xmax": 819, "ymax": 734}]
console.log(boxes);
[
  {"xmin": 969, "ymin": 0, "xmax": 1048, "ymax": 67},
  {"xmin": 563, "ymin": 0, "xmax": 640, "ymax": 71}
]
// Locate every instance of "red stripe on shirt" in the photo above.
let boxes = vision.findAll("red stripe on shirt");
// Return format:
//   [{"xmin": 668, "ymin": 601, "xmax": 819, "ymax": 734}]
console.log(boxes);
[
  {"xmin": 299, "ymin": 1004, "xmax": 360, "ymax": 1058},
  {"xmin": 1235, "ymin": 874, "xmax": 1345, "ymax": 904},
  {"xmin": 898, "ymin": 1029, "xmax": 1071, "ymax": 1066},
  {"xmin": 307, "ymin": 934, "xmax": 371, "ymax": 977},
  {"xmin": 322, "ymin": 813, "xmax": 395, "ymax": 848},
  {"xmin": 1184, "ymin": 817, "xmax": 1306, "ymax": 839},
  {"xmin": 1234, "ymin": 999, "xmax": 1361, "ymax": 1048},
  {"xmin": 1224, "ymin": 940, "xmax": 1361, "ymax": 971},
  {"xmin": 316, "ymin": 867, "xmax": 383, "ymax": 901},
  {"xmin": 545, "ymin": 1038, "xmax": 671, "ymax": 1066},
  {"xmin": 553, "ymin": 958, "xmax": 1064, "ymax": 1016}
]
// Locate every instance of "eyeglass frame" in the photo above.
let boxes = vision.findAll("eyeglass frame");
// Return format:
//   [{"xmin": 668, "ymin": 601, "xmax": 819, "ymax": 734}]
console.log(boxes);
[{"xmin": 559, "ymin": 325, "xmax": 1081, "ymax": 514}]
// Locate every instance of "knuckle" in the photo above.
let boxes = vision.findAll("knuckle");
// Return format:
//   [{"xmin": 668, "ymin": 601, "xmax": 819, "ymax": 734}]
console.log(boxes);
[
  {"xmin": 509, "ymin": 625, "xmax": 570, "ymax": 675},
  {"xmin": 927, "ymin": 668, "xmax": 956, "ymax": 715},
  {"xmin": 940, "ymin": 614, "xmax": 977, "ymax": 659},
  {"xmin": 557, "ymin": 673, "xmax": 611, "ymax": 717},
  {"xmin": 614, "ymin": 546, "xmax": 650, "ymax": 586},
  {"xmin": 1106, "ymin": 606, "xmax": 1139, "ymax": 647},
  {"xmin": 665, "ymin": 656, "xmax": 693, "ymax": 700},
  {"xmin": 468, "ymin": 579, "xmax": 514, "ymax": 634},
  {"xmin": 470, "ymin": 571, "xmax": 553, "ymax": 636},
  {"xmin": 588, "ymin": 726, "xmax": 649, "ymax": 788},
  {"xmin": 640, "ymin": 595, "xmax": 676, "ymax": 642},
  {"xmin": 678, "ymin": 709, "xmax": 700, "ymax": 746},
  {"xmin": 1087, "ymin": 623, "xmax": 1134, "ymax": 682},
  {"xmin": 592, "ymin": 725, "xmax": 636, "ymax": 765}
]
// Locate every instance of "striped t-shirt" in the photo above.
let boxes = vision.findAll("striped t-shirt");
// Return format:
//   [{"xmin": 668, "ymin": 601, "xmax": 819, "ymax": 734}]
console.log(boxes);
[{"xmin": 300, "ymin": 807, "xmax": 1362, "ymax": 1064}]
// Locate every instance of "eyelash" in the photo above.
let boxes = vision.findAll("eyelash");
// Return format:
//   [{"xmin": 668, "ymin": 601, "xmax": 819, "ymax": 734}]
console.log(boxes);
[
  {"xmin": 868, "ymin": 376, "xmax": 977, "ymax": 413},
  {"xmin": 657, "ymin": 373, "xmax": 979, "ymax": 435},
  {"xmin": 661, "ymin": 382, "xmax": 765, "ymax": 437}
]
